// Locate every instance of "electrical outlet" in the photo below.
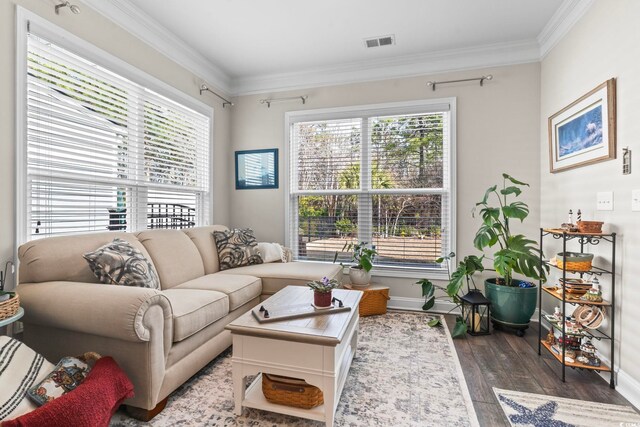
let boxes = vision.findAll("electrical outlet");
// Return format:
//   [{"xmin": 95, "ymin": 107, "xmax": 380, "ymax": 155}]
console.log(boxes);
[
  {"xmin": 633, "ymin": 190, "xmax": 640, "ymax": 211},
  {"xmin": 597, "ymin": 191, "xmax": 614, "ymax": 211}
]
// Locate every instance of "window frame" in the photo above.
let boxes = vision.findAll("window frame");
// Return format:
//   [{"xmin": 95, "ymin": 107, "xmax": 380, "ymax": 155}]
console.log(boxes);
[
  {"xmin": 284, "ymin": 98, "xmax": 456, "ymax": 279},
  {"xmin": 15, "ymin": 7, "xmax": 214, "ymax": 247}
]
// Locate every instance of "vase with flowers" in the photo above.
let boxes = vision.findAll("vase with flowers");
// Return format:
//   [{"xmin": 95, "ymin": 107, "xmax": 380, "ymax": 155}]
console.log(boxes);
[{"xmin": 307, "ymin": 276, "xmax": 340, "ymax": 308}]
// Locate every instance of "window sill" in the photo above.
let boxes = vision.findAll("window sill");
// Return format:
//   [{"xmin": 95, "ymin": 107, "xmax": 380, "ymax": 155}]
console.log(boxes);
[
  {"xmin": 295, "ymin": 259, "xmax": 449, "ymax": 280},
  {"xmin": 341, "ymin": 265, "xmax": 448, "ymax": 280}
]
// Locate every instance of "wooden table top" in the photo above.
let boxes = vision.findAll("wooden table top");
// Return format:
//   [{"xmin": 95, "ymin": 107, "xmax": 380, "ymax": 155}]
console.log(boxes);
[{"xmin": 226, "ymin": 286, "xmax": 362, "ymax": 346}]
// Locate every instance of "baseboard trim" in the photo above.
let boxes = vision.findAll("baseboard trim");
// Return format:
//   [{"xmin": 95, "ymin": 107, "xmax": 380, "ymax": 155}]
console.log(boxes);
[
  {"xmin": 388, "ymin": 296, "xmax": 460, "ymax": 315},
  {"xmin": 611, "ymin": 370, "xmax": 640, "ymax": 409}
]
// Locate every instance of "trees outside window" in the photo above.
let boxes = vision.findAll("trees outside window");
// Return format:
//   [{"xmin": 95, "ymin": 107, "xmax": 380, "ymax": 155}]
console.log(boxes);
[{"xmin": 289, "ymin": 103, "xmax": 453, "ymax": 271}]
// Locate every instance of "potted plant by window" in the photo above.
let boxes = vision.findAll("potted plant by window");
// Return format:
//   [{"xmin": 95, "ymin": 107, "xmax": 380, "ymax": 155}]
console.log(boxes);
[
  {"xmin": 307, "ymin": 276, "xmax": 340, "ymax": 308},
  {"xmin": 334, "ymin": 242, "xmax": 378, "ymax": 287},
  {"xmin": 472, "ymin": 173, "xmax": 548, "ymax": 336},
  {"xmin": 417, "ymin": 252, "xmax": 485, "ymax": 338}
]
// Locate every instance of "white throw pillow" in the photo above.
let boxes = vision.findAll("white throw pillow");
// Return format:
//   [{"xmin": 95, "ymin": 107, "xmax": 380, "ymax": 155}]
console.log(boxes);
[{"xmin": 256, "ymin": 242, "xmax": 285, "ymax": 263}]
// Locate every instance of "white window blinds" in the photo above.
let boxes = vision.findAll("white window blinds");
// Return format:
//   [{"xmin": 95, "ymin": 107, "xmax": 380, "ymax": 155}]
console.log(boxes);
[
  {"xmin": 25, "ymin": 33, "xmax": 210, "ymax": 239},
  {"xmin": 289, "ymin": 103, "xmax": 453, "ymax": 271}
]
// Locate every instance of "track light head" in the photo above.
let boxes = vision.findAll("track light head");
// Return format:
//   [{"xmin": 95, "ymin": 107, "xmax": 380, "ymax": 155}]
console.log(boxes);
[{"xmin": 55, "ymin": 1, "xmax": 81, "ymax": 15}]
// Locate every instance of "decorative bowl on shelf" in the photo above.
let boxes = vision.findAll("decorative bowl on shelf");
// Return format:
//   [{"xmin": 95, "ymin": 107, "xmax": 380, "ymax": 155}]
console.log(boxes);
[
  {"xmin": 556, "ymin": 252, "xmax": 594, "ymax": 272},
  {"xmin": 558, "ymin": 278, "xmax": 591, "ymax": 295}
]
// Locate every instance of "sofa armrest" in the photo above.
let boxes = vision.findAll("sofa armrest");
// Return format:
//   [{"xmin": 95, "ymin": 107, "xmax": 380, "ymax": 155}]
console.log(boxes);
[{"xmin": 18, "ymin": 281, "xmax": 172, "ymax": 343}]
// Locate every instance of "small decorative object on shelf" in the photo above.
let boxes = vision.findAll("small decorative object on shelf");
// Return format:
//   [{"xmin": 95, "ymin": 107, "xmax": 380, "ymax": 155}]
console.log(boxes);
[
  {"xmin": 307, "ymin": 277, "xmax": 339, "ymax": 308},
  {"xmin": 546, "ymin": 330, "xmax": 556, "ymax": 345},
  {"xmin": 553, "ymin": 306, "xmax": 563, "ymax": 323},
  {"xmin": 460, "ymin": 290, "xmax": 492, "ymax": 336},
  {"xmin": 561, "ymin": 209, "xmax": 578, "ymax": 232},
  {"xmin": 580, "ymin": 341, "xmax": 601, "ymax": 367},
  {"xmin": 581, "ymin": 279, "xmax": 603, "ymax": 303},
  {"xmin": 538, "ymin": 228, "xmax": 616, "ymax": 388}
]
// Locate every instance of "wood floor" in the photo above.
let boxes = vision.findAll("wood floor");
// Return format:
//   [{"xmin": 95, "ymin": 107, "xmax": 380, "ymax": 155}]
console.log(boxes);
[{"xmin": 446, "ymin": 316, "xmax": 632, "ymax": 426}]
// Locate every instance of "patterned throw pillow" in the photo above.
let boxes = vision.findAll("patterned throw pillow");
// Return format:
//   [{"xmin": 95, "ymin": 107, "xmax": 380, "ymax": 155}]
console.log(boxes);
[
  {"xmin": 213, "ymin": 228, "xmax": 263, "ymax": 271},
  {"xmin": 25, "ymin": 357, "xmax": 90, "ymax": 407},
  {"xmin": 83, "ymin": 238, "xmax": 160, "ymax": 289}
]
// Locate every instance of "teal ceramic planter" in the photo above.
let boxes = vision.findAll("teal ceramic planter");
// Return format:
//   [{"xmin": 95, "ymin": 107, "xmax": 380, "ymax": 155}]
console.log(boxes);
[{"xmin": 484, "ymin": 278, "xmax": 537, "ymax": 329}]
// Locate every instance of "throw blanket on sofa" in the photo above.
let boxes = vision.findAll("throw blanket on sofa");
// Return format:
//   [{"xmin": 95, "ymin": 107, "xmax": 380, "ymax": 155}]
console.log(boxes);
[
  {"xmin": 0, "ymin": 336, "xmax": 54, "ymax": 421},
  {"xmin": 3, "ymin": 357, "xmax": 134, "ymax": 427}
]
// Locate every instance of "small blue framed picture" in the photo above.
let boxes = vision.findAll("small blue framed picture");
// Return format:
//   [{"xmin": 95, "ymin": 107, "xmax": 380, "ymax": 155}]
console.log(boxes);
[{"xmin": 235, "ymin": 148, "xmax": 279, "ymax": 190}]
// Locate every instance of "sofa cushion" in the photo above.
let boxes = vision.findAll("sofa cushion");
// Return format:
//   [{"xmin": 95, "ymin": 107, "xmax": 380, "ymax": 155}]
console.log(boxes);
[
  {"xmin": 175, "ymin": 274, "xmax": 261, "ymax": 311},
  {"xmin": 183, "ymin": 225, "xmax": 228, "ymax": 275},
  {"xmin": 18, "ymin": 232, "xmax": 153, "ymax": 285},
  {"xmin": 136, "ymin": 230, "xmax": 205, "ymax": 290},
  {"xmin": 83, "ymin": 239, "xmax": 160, "ymax": 289},
  {"xmin": 212, "ymin": 228, "xmax": 263, "ymax": 271},
  {"xmin": 222, "ymin": 262, "xmax": 342, "ymax": 295},
  {"xmin": 162, "ymin": 289, "xmax": 229, "ymax": 342}
]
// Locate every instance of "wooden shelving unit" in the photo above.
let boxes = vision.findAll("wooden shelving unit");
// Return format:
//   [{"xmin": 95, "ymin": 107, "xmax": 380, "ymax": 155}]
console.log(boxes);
[{"xmin": 537, "ymin": 228, "xmax": 616, "ymax": 388}]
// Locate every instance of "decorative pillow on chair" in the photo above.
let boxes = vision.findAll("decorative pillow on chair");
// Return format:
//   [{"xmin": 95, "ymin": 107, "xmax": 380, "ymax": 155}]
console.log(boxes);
[
  {"xmin": 256, "ymin": 242, "xmax": 285, "ymax": 263},
  {"xmin": 213, "ymin": 228, "xmax": 263, "ymax": 270},
  {"xmin": 83, "ymin": 238, "xmax": 160, "ymax": 289},
  {"xmin": 26, "ymin": 357, "xmax": 92, "ymax": 406}
]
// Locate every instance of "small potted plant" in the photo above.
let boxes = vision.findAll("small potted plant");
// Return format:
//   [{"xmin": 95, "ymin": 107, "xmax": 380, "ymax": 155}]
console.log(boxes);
[
  {"xmin": 417, "ymin": 252, "xmax": 484, "ymax": 338},
  {"xmin": 334, "ymin": 242, "xmax": 378, "ymax": 286},
  {"xmin": 307, "ymin": 276, "xmax": 340, "ymax": 308}
]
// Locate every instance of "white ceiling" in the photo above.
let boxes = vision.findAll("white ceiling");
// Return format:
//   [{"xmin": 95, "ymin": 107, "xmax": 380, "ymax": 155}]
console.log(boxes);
[{"xmin": 84, "ymin": 0, "xmax": 593, "ymax": 95}]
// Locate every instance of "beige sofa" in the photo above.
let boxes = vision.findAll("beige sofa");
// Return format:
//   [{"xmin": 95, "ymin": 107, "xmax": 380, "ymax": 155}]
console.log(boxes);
[{"xmin": 17, "ymin": 225, "xmax": 340, "ymax": 416}]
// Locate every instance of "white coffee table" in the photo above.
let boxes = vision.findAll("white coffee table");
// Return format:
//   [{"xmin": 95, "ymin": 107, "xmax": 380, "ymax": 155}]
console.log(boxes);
[{"xmin": 226, "ymin": 286, "xmax": 362, "ymax": 426}]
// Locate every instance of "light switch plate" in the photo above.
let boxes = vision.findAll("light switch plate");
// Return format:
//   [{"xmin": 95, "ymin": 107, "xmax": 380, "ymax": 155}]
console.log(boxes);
[
  {"xmin": 597, "ymin": 191, "xmax": 614, "ymax": 211},
  {"xmin": 633, "ymin": 190, "xmax": 640, "ymax": 211}
]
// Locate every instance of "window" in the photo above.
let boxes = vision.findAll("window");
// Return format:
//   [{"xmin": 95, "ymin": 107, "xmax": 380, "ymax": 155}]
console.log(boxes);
[
  {"xmin": 287, "ymin": 100, "xmax": 454, "ymax": 275},
  {"xmin": 20, "ymin": 29, "xmax": 211, "ymax": 241}
]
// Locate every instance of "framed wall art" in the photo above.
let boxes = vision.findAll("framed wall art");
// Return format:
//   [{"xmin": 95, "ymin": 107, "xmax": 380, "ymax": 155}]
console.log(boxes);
[
  {"xmin": 548, "ymin": 78, "xmax": 616, "ymax": 173},
  {"xmin": 235, "ymin": 148, "xmax": 278, "ymax": 190}
]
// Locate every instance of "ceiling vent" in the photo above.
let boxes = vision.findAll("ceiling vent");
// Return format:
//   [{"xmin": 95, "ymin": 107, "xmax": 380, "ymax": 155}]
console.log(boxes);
[{"xmin": 364, "ymin": 35, "xmax": 395, "ymax": 48}]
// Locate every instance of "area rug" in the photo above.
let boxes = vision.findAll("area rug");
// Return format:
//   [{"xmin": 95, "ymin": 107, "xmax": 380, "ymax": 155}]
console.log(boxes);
[
  {"xmin": 494, "ymin": 387, "xmax": 640, "ymax": 427},
  {"xmin": 110, "ymin": 312, "xmax": 479, "ymax": 426}
]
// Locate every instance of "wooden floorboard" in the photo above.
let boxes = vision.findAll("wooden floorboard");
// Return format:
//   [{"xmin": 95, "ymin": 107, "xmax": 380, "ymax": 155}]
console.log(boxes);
[{"xmin": 446, "ymin": 315, "xmax": 634, "ymax": 425}]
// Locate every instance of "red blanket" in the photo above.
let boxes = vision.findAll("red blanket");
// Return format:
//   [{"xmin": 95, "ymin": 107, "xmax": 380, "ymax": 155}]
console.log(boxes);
[{"xmin": 3, "ymin": 357, "xmax": 134, "ymax": 427}]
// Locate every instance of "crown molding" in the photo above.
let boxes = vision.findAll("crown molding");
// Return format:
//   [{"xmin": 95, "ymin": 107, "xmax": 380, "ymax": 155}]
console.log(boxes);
[
  {"xmin": 82, "ymin": 0, "xmax": 232, "ymax": 95},
  {"xmin": 231, "ymin": 39, "xmax": 541, "ymax": 96},
  {"xmin": 538, "ymin": 0, "xmax": 595, "ymax": 58},
  {"xmin": 82, "ymin": 0, "xmax": 592, "ymax": 96}
]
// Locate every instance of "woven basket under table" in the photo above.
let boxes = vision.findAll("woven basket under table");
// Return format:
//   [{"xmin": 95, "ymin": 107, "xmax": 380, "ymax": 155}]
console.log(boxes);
[
  {"xmin": 262, "ymin": 373, "xmax": 324, "ymax": 409},
  {"xmin": 0, "ymin": 293, "xmax": 20, "ymax": 321}
]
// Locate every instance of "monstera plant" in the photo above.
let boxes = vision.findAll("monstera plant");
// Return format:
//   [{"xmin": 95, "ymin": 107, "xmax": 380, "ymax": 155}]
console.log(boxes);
[{"xmin": 473, "ymin": 173, "xmax": 548, "ymax": 335}]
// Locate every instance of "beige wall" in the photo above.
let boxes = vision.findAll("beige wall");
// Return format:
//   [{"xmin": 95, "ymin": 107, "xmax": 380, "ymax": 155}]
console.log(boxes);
[
  {"xmin": 0, "ymin": 0, "xmax": 231, "ymax": 289},
  {"xmin": 230, "ymin": 63, "xmax": 542, "ymax": 298},
  {"xmin": 540, "ymin": 0, "xmax": 640, "ymax": 397}
]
